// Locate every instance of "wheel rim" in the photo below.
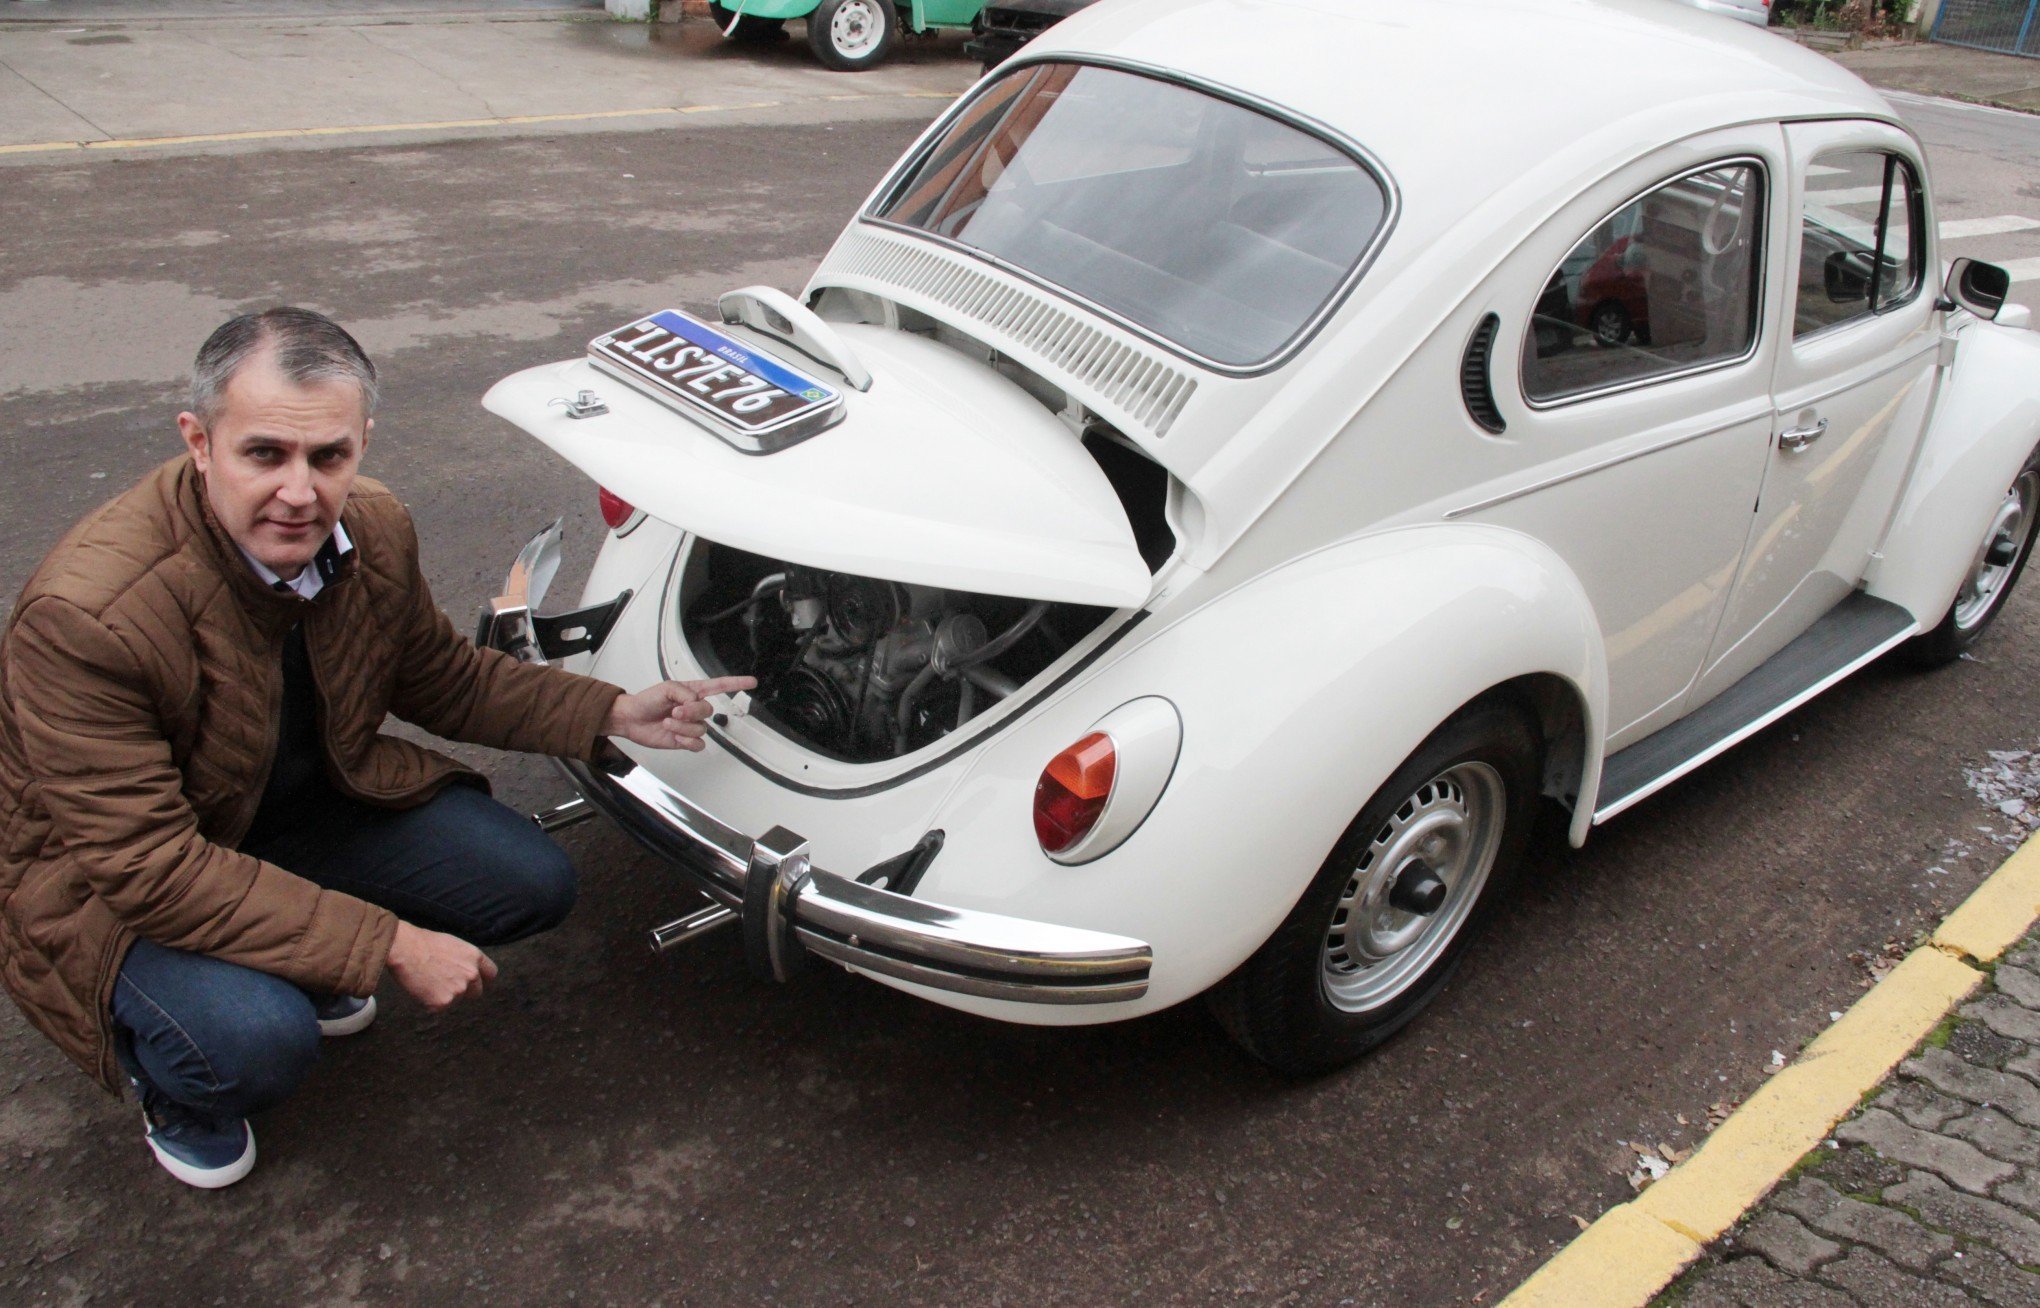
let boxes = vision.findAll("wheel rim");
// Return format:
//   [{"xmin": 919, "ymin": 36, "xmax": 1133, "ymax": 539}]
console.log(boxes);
[
  {"xmin": 1591, "ymin": 305, "xmax": 1625, "ymax": 345},
  {"xmin": 1320, "ymin": 762, "xmax": 1504, "ymax": 1014},
  {"xmin": 1954, "ymin": 469, "xmax": 2038, "ymax": 633},
  {"xmin": 829, "ymin": 0, "xmax": 883, "ymax": 56}
]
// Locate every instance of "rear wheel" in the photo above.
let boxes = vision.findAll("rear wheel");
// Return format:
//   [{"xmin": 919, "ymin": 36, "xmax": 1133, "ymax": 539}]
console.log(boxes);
[
  {"xmin": 807, "ymin": 0, "xmax": 896, "ymax": 70},
  {"xmin": 1903, "ymin": 448, "xmax": 2040, "ymax": 668},
  {"xmin": 709, "ymin": 2, "xmax": 786, "ymax": 42},
  {"xmin": 1208, "ymin": 696, "xmax": 1541, "ymax": 1075}
]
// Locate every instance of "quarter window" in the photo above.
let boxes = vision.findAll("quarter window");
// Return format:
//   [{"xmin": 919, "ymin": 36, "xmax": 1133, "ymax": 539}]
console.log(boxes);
[
  {"xmin": 1524, "ymin": 163, "xmax": 1765, "ymax": 404},
  {"xmin": 1793, "ymin": 152, "xmax": 1923, "ymax": 337}
]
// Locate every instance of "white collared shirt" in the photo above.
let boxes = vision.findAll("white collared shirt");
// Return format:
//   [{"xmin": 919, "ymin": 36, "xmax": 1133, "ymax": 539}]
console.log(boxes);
[{"xmin": 236, "ymin": 522, "xmax": 353, "ymax": 601}]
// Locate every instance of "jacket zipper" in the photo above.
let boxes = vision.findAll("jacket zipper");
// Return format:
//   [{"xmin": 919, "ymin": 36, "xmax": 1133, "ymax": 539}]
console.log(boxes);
[{"xmin": 228, "ymin": 619, "xmax": 290, "ymax": 849}]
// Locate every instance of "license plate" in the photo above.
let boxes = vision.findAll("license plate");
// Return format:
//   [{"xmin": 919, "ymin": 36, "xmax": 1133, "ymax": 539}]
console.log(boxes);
[{"xmin": 588, "ymin": 310, "xmax": 843, "ymax": 453}]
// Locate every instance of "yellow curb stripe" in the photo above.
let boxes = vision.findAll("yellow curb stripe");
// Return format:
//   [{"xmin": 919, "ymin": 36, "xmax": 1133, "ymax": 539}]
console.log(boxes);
[
  {"xmin": 1936, "ymin": 835, "xmax": 2040, "ymax": 963},
  {"xmin": 1500, "ymin": 821, "xmax": 2040, "ymax": 1308},
  {"xmin": 1503, "ymin": 1205, "xmax": 1702, "ymax": 1308},
  {"xmin": 0, "ymin": 91, "xmax": 953, "ymax": 157},
  {"xmin": 1634, "ymin": 946, "xmax": 1980, "ymax": 1242}
]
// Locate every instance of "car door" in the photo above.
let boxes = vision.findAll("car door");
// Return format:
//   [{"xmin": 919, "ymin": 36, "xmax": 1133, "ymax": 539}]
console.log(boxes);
[
  {"xmin": 1691, "ymin": 122, "xmax": 1937, "ymax": 701},
  {"xmin": 1491, "ymin": 146, "xmax": 1778, "ymax": 751}
]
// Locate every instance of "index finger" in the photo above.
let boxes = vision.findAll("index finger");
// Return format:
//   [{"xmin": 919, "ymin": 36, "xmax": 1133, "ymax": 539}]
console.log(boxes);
[
  {"xmin": 689, "ymin": 676, "xmax": 758, "ymax": 698},
  {"xmin": 477, "ymin": 951, "xmax": 500, "ymax": 983}
]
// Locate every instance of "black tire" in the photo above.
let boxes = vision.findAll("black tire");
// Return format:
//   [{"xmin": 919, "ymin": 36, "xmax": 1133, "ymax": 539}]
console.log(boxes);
[
  {"xmin": 1588, "ymin": 300, "xmax": 1631, "ymax": 348},
  {"xmin": 807, "ymin": 0, "xmax": 896, "ymax": 70},
  {"xmin": 1208, "ymin": 695, "xmax": 1541, "ymax": 1076},
  {"xmin": 709, "ymin": 2, "xmax": 786, "ymax": 43},
  {"xmin": 1902, "ymin": 445, "xmax": 2040, "ymax": 668}
]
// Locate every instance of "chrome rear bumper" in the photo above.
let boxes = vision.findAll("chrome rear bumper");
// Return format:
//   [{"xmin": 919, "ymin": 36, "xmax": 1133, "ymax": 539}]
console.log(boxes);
[
  {"xmin": 480, "ymin": 522, "xmax": 1153, "ymax": 1006},
  {"xmin": 560, "ymin": 758, "xmax": 1152, "ymax": 1004}
]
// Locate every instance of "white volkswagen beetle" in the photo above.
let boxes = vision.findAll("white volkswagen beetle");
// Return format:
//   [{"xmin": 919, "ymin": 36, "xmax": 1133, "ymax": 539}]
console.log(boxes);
[{"xmin": 475, "ymin": 0, "xmax": 2040, "ymax": 1073}]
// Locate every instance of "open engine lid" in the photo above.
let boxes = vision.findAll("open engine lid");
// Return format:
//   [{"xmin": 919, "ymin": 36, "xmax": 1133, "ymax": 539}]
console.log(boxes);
[{"xmin": 482, "ymin": 318, "xmax": 1153, "ymax": 608}]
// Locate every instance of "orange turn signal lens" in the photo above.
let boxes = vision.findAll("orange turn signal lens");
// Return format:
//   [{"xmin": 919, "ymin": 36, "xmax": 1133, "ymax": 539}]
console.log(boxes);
[{"xmin": 1033, "ymin": 732, "xmax": 1117, "ymax": 855}]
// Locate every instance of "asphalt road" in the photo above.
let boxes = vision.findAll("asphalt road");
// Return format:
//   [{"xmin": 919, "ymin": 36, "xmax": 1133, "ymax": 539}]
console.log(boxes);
[{"xmin": 3, "ymin": 69, "xmax": 2040, "ymax": 1308}]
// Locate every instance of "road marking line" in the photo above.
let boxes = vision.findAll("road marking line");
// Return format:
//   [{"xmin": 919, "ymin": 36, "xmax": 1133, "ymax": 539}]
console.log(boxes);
[
  {"xmin": 1809, "ymin": 184, "xmax": 1887, "ymax": 206},
  {"xmin": 1940, "ymin": 215, "xmax": 2040, "ymax": 241},
  {"xmin": 1499, "ymin": 825, "xmax": 2040, "ymax": 1308},
  {"xmin": 0, "ymin": 93, "xmax": 952, "ymax": 157},
  {"xmin": 2002, "ymin": 256, "xmax": 2040, "ymax": 284}
]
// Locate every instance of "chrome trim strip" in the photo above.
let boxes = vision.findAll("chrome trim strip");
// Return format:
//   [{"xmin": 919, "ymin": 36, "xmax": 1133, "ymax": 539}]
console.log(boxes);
[
  {"xmin": 855, "ymin": 53, "xmax": 1402, "ymax": 380},
  {"xmin": 795, "ymin": 869, "xmax": 1150, "ymax": 979},
  {"xmin": 796, "ymin": 931, "xmax": 1151, "ymax": 1005},
  {"xmin": 1444, "ymin": 411, "xmax": 1763, "ymax": 519},
  {"xmin": 1589, "ymin": 614, "xmax": 1918, "ymax": 824}
]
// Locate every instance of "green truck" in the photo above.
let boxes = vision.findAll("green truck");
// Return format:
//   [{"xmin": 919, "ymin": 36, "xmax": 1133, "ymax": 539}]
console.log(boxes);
[{"xmin": 710, "ymin": 0, "xmax": 985, "ymax": 70}]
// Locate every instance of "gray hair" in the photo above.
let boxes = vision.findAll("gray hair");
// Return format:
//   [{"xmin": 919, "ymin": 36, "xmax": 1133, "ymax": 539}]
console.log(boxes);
[{"xmin": 189, "ymin": 307, "xmax": 378, "ymax": 428}]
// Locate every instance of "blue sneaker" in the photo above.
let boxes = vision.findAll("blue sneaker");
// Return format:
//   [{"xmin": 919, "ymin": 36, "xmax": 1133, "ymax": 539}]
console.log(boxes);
[
  {"xmin": 312, "ymin": 993, "xmax": 376, "ymax": 1037},
  {"xmin": 134, "ymin": 1081, "xmax": 255, "ymax": 1190}
]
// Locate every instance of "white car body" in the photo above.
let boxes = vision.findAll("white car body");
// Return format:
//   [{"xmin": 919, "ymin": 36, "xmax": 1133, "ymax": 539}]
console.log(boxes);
[{"xmin": 478, "ymin": 0, "xmax": 2040, "ymax": 1061}]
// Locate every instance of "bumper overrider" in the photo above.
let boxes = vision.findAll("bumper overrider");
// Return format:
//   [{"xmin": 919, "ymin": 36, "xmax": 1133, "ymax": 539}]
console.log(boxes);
[{"xmin": 476, "ymin": 523, "xmax": 1154, "ymax": 1006}]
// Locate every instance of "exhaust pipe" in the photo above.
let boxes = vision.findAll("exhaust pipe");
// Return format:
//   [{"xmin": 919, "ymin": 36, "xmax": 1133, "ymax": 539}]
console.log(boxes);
[
  {"xmin": 532, "ymin": 796, "xmax": 595, "ymax": 833},
  {"xmin": 649, "ymin": 904, "xmax": 738, "ymax": 953}
]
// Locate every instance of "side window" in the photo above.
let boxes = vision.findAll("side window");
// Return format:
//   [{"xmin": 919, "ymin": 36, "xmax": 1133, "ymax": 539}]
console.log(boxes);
[
  {"xmin": 1524, "ymin": 162, "xmax": 1765, "ymax": 404},
  {"xmin": 1794, "ymin": 151, "xmax": 1923, "ymax": 337}
]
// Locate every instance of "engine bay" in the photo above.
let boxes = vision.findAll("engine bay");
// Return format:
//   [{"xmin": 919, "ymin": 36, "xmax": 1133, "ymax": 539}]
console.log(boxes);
[{"xmin": 680, "ymin": 541, "xmax": 1113, "ymax": 763}]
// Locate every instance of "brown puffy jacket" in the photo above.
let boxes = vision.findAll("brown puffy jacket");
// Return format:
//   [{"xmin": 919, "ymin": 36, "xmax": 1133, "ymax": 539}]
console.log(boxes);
[{"xmin": 0, "ymin": 457, "xmax": 623, "ymax": 1092}]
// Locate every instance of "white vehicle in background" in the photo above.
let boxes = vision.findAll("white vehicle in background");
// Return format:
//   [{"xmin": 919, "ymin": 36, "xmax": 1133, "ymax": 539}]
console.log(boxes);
[
  {"xmin": 477, "ymin": 0, "xmax": 2039, "ymax": 1073},
  {"xmin": 1677, "ymin": 0, "xmax": 1772, "ymax": 26}
]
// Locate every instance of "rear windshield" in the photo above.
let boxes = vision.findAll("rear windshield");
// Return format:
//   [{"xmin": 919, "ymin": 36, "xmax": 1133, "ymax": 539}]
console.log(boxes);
[{"xmin": 869, "ymin": 63, "xmax": 1388, "ymax": 368}]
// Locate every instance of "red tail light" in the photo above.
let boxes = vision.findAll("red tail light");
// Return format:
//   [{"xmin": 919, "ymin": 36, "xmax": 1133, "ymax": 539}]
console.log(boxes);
[
  {"xmin": 598, "ymin": 487, "xmax": 636, "ymax": 531},
  {"xmin": 1033, "ymin": 732, "xmax": 1117, "ymax": 854}
]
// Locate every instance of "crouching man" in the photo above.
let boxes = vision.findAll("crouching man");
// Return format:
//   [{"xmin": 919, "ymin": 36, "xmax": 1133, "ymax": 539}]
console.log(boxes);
[{"xmin": 0, "ymin": 307, "xmax": 749, "ymax": 1189}]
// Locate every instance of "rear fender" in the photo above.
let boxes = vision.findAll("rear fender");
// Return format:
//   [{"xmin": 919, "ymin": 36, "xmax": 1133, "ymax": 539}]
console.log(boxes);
[
  {"xmin": 916, "ymin": 523, "xmax": 1607, "ymax": 1013},
  {"xmin": 1868, "ymin": 322, "xmax": 2040, "ymax": 623}
]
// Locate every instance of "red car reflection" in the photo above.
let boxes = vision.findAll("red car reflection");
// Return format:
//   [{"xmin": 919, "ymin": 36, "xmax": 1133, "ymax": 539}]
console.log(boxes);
[{"xmin": 1576, "ymin": 235, "xmax": 1651, "ymax": 347}]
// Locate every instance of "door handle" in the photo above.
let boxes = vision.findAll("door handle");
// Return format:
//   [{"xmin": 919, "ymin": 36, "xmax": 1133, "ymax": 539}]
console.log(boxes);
[{"xmin": 1779, "ymin": 418, "xmax": 1828, "ymax": 452}]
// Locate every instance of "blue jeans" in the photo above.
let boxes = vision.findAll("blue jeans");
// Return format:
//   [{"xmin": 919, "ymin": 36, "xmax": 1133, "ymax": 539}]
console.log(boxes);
[{"xmin": 112, "ymin": 782, "xmax": 576, "ymax": 1118}]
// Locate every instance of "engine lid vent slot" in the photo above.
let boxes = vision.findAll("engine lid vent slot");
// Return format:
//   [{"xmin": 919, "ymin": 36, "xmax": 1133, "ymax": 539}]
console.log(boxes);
[
  {"xmin": 1461, "ymin": 312, "xmax": 1506, "ymax": 435},
  {"xmin": 817, "ymin": 227, "xmax": 1199, "ymax": 439}
]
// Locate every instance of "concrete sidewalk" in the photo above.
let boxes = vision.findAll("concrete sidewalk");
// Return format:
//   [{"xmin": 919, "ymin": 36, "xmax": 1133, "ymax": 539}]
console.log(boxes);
[
  {"xmin": 0, "ymin": 0, "xmax": 974, "ymax": 155},
  {"xmin": 1829, "ymin": 39, "xmax": 2040, "ymax": 115}
]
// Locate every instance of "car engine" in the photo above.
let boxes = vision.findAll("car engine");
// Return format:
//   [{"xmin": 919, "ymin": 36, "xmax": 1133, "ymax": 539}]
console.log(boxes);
[{"xmin": 681, "ymin": 543, "xmax": 1110, "ymax": 763}]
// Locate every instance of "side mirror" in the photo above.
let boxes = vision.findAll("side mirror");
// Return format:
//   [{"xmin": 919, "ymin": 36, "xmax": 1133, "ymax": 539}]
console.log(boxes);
[
  {"xmin": 1943, "ymin": 257, "xmax": 2011, "ymax": 320},
  {"xmin": 1824, "ymin": 249, "xmax": 1871, "ymax": 304}
]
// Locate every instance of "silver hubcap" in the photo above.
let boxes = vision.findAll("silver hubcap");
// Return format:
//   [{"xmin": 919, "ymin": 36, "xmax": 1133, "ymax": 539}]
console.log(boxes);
[
  {"xmin": 1954, "ymin": 470, "xmax": 2037, "ymax": 633},
  {"xmin": 829, "ymin": 0, "xmax": 882, "ymax": 56},
  {"xmin": 1321, "ymin": 762, "xmax": 1504, "ymax": 1013}
]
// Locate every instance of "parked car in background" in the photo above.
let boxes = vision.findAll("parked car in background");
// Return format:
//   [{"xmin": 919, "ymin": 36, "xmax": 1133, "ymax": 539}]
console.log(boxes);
[
  {"xmin": 967, "ymin": 0, "xmax": 1094, "ymax": 71},
  {"xmin": 1676, "ymin": 0, "xmax": 1772, "ymax": 24},
  {"xmin": 480, "ymin": 0, "xmax": 2038, "ymax": 1073},
  {"xmin": 710, "ymin": 0, "xmax": 984, "ymax": 70}
]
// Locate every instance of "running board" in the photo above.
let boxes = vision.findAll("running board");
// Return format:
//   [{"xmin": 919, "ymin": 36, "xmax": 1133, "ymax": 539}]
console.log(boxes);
[{"xmin": 1592, "ymin": 592, "xmax": 1917, "ymax": 824}]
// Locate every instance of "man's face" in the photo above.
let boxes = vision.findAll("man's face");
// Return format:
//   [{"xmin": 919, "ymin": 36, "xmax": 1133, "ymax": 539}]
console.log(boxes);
[{"xmin": 176, "ymin": 350, "xmax": 371, "ymax": 580}]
